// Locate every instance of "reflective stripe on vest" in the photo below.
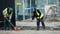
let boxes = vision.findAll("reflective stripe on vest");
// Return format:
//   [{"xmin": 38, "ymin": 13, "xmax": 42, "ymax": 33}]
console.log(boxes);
[
  {"xmin": 3, "ymin": 8, "xmax": 8, "ymax": 16},
  {"xmin": 36, "ymin": 11, "xmax": 39, "ymax": 16},
  {"xmin": 36, "ymin": 11, "xmax": 44, "ymax": 19},
  {"xmin": 40, "ymin": 13, "xmax": 44, "ymax": 19}
]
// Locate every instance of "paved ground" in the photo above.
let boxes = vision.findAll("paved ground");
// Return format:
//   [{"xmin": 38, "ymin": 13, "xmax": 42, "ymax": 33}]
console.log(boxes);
[
  {"xmin": 0, "ymin": 19, "xmax": 60, "ymax": 34},
  {"xmin": 0, "ymin": 30, "xmax": 60, "ymax": 34},
  {"xmin": 16, "ymin": 21, "xmax": 60, "ymax": 30},
  {"xmin": 16, "ymin": 21, "xmax": 60, "ymax": 28}
]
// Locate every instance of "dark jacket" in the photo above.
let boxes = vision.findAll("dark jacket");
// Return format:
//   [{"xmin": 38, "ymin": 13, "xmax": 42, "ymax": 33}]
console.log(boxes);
[{"xmin": 32, "ymin": 9, "xmax": 43, "ymax": 20}]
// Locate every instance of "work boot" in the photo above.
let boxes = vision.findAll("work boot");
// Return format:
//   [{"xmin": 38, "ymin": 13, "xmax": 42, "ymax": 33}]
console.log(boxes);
[{"xmin": 36, "ymin": 28, "xmax": 39, "ymax": 30}]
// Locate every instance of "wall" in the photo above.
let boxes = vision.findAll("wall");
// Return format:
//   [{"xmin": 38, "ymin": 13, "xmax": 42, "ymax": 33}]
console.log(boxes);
[{"xmin": 0, "ymin": 0, "xmax": 15, "ymax": 27}]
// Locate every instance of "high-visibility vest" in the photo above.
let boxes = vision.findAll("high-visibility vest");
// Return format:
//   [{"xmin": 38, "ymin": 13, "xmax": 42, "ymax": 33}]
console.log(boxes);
[
  {"xmin": 3, "ymin": 8, "xmax": 12, "ymax": 19},
  {"xmin": 36, "ymin": 11, "xmax": 44, "ymax": 19},
  {"xmin": 3, "ymin": 8, "xmax": 8, "ymax": 17}
]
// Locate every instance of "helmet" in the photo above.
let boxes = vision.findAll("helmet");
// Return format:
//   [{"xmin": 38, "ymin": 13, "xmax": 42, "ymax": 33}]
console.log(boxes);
[
  {"xmin": 36, "ymin": 8, "xmax": 39, "ymax": 9},
  {"xmin": 9, "ymin": 8, "xmax": 13, "ymax": 12}
]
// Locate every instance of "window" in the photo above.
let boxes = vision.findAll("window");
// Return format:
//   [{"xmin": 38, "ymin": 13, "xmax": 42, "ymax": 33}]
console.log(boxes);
[{"xmin": 48, "ymin": 0, "xmax": 57, "ymax": 5}]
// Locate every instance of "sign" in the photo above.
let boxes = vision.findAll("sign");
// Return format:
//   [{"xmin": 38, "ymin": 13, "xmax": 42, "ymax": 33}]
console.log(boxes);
[{"xmin": 16, "ymin": 2, "xmax": 22, "ymax": 6}]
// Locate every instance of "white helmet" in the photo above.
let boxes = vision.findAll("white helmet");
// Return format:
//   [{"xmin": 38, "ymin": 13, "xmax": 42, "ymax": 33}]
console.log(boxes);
[{"xmin": 36, "ymin": 8, "xmax": 39, "ymax": 9}]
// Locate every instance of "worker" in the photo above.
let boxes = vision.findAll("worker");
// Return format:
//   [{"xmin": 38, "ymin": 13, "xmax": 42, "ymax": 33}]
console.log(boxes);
[
  {"xmin": 3, "ymin": 7, "xmax": 21, "ymax": 30},
  {"xmin": 2, "ymin": 7, "xmax": 14, "ymax": 30},
  {"xmin": 31, "ymin": 8, "xmax": 45, "ymax": 30}
]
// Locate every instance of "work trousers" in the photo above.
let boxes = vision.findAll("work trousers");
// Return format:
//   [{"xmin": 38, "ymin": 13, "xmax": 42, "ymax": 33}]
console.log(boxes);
[
  {"xmin": 4, "ymin": 18, "xmax": 12, "ymax": 30},
  {"xmin": 37, "ymin": 18, "xmax": 45, "ymax": 30}
]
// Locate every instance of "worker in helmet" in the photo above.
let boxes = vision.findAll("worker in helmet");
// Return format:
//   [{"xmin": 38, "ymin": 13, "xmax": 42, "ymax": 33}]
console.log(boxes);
[
  {"xmin": 2, "ymin": 7, "xmax": 13, "ymax": 30},
  {"xmin": 31, "ymin": 8, "xmax": 45, "ymax": 30}
]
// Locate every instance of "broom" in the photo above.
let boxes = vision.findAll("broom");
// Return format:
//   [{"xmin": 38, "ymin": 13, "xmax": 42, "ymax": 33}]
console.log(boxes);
[{"xmin": 5, "ymin": 17, "xmax": 21, "ymax": 30}]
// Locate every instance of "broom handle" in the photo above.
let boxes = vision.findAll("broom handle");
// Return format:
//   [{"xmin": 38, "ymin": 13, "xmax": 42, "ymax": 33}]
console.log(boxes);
[{"xmin": 5, "ymin": 17, "xmax": 15, "ymax": 28}]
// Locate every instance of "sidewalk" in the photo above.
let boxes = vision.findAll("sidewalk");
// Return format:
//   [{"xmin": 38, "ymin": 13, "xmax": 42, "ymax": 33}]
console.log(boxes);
[
  {"xmin": 16, "ymin": 20, "xmax": 60, "ymax": 30},
  {"xmin": 0, "ymin": 30, "xmax": 60, "ymax": 34},
  {"xmin": 16, "ymin": 21, "xmax": 60, "ymax": 28},
  {"xmin": 0, "ymin": 20, "xmax": 60, "ymax": 34}
]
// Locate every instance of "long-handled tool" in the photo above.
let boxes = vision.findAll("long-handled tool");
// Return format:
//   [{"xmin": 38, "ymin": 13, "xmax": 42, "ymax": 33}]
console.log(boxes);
[{"xmin": 5, "ymin": 18, "xmax": 21, "ymax": 30}]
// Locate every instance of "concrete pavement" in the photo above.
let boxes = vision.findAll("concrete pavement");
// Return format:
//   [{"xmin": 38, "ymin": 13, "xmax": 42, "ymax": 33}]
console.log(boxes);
[
  {"xmin": 16, "ymin": 21, "xmax": 60, "ymax": 28},
  {"xmin": 0, "ymin": 30, "xmax": 60, "ymax": 34},
  {"xmin": 0, "ymin": 19, "xmax": 60, "ymax": 34}
]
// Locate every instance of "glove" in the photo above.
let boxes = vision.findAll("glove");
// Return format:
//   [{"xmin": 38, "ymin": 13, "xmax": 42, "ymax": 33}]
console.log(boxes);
[
  {"xmin": 30, "ymin": 20, "xmax": 33, "ymax": 22},
  {"xmin": 37, "ymin": 17, "xmax": 39, "ymax": 19},
  {"xmin": 9, "ymin": 19, "xmax": 11, "ymax": 22},
  {"xmin": 9, "ymin": 16, "xmax": 12, "ymax": 19}
]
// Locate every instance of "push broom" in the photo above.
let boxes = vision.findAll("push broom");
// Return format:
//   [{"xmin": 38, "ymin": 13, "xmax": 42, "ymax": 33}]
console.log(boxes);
[{"xmin": 5, "ymin": 18, "xmax": 21, "ymax": 31}]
